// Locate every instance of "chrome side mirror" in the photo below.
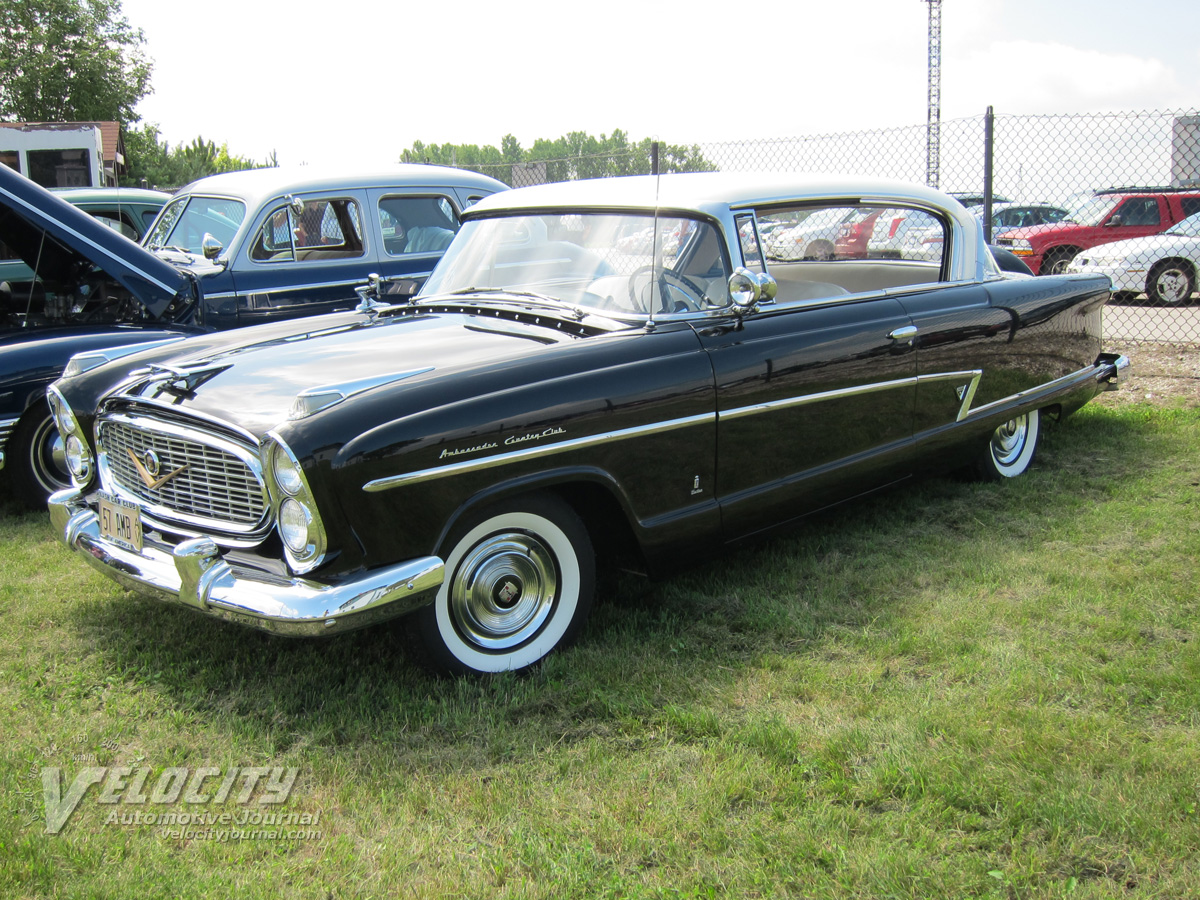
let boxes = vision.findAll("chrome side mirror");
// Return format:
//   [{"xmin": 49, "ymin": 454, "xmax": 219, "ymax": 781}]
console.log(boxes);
[
  {"xmin": 288, "ymin": 195, "xmax": 305, "ymax": 217},
  {"xmin": 201, "ymin": 232, "xmax": 223, "ymax": 261}
]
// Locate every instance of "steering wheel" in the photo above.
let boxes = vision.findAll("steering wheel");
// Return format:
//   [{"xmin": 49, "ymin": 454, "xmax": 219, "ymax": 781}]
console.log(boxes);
[{"xmin": 627, "ymin": 266, "xmax": 707, "ymax": 313}]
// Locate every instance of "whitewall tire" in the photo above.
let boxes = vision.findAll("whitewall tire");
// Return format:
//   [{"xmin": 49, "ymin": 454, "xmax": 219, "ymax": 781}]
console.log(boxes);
[{"xmin": 416, "ymin": 494, "xmax": 595, "ymax": 674}]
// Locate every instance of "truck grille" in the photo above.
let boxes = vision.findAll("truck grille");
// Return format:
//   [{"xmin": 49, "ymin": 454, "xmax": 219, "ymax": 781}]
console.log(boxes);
[{"xmin": 98, "ymin": 415, "xmax": 268, "ymax": 534}]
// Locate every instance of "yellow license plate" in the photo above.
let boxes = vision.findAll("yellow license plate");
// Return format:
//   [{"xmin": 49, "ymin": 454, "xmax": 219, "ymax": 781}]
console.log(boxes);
[{"xmin": 98, "ymin": 492, "xmax": 143, "ymax": 553}]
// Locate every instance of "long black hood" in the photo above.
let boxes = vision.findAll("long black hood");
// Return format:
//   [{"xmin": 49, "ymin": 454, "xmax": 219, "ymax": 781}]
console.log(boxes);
[{"xmin": 0, "ymin": 164, "xmax": 192, "ymax": 319}]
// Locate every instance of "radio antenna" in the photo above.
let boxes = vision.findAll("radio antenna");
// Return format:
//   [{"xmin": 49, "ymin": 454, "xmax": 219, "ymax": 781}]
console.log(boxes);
[{"xmin": 646, "ymin": 141, "xmax": 661, "ymax": 331}]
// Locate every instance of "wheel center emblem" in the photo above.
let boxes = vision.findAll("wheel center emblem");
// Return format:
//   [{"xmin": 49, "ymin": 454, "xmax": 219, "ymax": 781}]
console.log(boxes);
[{"xmin": 496, "ymin": 580, "xmax": 521, "ymax": 607}]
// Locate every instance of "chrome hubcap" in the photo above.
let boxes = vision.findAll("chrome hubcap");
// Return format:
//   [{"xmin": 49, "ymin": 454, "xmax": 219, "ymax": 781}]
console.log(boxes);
[
  {"xmin": 1157, "ymin": 270, "xmax": 1187, "ymax": 303},
  {"xmin": 31, "ymin": 417, "xmax": 69, "ymax": 491},
  {"xmin": 450, "ymin": 532, "xmax": 557, "ymax": 650},
  {"xmin": 991, "ymin": 415, "xmax": 1028, "ymax": 466}
]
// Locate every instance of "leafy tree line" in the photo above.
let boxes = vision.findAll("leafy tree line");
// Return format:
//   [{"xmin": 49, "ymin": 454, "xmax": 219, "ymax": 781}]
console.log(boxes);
[
  {"xmin": 0, "ymin": 0, "xmax": 150, "ymax": 125},
  {"xmin": 2, "ymin": 1, "xmax": 714, "ymax": 190},
  {"xmin": 400, "ymin": 130, "xmax": 715, "ymax": 185},
  {"xmin": 0, "ymin": 0, "xmax": 268, "ymax": 188},
  {"xmin": 121, "ymin": 124, "xmax": 273, "ymax": 190}
]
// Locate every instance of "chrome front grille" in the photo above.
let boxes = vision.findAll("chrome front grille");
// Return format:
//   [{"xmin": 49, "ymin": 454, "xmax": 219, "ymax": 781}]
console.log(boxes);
[{"xmin": 97, "ymin": 414, "xmax": 268, "ymax": 535}]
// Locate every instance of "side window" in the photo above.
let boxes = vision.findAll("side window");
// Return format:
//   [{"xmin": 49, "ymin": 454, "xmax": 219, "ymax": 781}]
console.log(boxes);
[
  {"xmin": 1180, "ymin": 197, "xmax": 1200, "ymax": 218},
  {"xmin": 250, "ymin": 209, "xmax": 295, "ymax": 261},
  {"xmin": 735, "ymin": 213, "xmax": 763, "ymax": 272},
  {"xmin": 250, "ymin": 198, "xmax": 364, "ymax": 262},
  {"xmin": 91, "ymin": 213, "xmax": 140, "ymax": 241},
  {"xmin": 378, "ymin": 195, "xmax": 460, "ymax": 257},
  {"xmin": 1115, "ymin": 198, "xmax": 1160, "ymax": 227},
  {"xmin": 757, "ymin": 203, "xmax": 944, "ymax": 302}
]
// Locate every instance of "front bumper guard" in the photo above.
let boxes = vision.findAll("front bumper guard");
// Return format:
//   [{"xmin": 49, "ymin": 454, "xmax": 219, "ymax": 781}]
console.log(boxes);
[
  {"xmin": 49, "ymin": 489, "xmax": 444, "ymax": 636},
  {"xmin": 1096, "ymin": 353, "xmax": 1131, "ymax": 391}
]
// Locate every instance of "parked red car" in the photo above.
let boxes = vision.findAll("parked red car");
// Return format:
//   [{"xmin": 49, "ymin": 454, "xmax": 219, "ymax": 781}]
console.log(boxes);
[{"xmin": 996, "ymin": 187, "xmax": 1200, "ymax": 275}]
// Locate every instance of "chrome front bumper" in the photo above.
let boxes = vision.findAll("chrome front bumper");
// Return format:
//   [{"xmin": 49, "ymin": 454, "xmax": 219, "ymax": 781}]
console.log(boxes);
[{"xmin": 49, "ymin": 489, "xmax": 444, "ymax": 636}]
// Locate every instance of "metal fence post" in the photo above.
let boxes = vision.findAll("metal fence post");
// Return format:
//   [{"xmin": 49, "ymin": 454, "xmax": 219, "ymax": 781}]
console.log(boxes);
[{"xmin": 983, "ymin": 106, "xmax": 995, "ymax": 243}]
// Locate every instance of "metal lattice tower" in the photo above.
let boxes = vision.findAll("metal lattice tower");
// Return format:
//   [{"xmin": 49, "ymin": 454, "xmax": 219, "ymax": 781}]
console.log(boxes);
[{"xmin": 924, "ymin": 0, "xmax": 942, "ymax": 188}]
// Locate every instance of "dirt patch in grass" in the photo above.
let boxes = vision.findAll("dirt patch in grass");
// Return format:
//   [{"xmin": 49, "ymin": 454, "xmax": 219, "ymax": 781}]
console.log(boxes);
[{"xmin": 1096, "ymin": 340, "xmax": 1200, "ymax": 408}]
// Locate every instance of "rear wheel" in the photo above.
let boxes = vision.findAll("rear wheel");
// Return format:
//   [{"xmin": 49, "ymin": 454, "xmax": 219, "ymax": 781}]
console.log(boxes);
[
  {"xmin": 804, "ymin": 239, "xmax": 835, "ymax": 260},
  {"xmin": 8, "ymin": 402, "xmax": 71, "ymax": 510},
  {"xmin": 414, "ymin": 494, "xmax": 595, "ymax": 674},
  {"xmin": 975, "ymin": 408, "xmax": 1041, "ymax": 480},
  {"xmin": 1146, "ymin": 260, "xmax": 1195, "ymax": 305}
]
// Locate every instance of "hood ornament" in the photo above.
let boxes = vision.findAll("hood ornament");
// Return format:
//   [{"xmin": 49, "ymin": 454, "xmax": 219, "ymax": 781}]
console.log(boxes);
[{"xmin": 132, "ymin": 361, "xmax": 231, "ymax": 399}]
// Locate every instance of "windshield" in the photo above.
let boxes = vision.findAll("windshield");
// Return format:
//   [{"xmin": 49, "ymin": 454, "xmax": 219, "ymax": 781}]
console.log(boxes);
[
  {"xmin": 145, "ymin": 195, "xmax": 247, "ymax": 254},
  {"xmin": 1063, "ymin": 195, "xmax": 1118, "ymax": 226},
  {"xmin": 421, "ymin": 212, "xmax": 732, "ymax": 317},
  {"xmin": 1167, "ymin": 211, "xmax": 1200, "ymax": 237}
]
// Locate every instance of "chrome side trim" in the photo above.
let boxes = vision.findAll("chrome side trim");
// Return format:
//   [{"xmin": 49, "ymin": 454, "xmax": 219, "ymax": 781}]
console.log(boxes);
[
  {"xmin": 49, "ymin": 489, "xmax": 443, "ymax": 636},
  {"xmin": 0, "ymin": 416, "xmax": 17, "ymax": 470},
  {"xmin": 364, "ymin": 369, "xmax": 995, "ymax": 493},
  {"xmin": 721, "ymin": 376, "xmax": 916, "ymax": 421},
  {"xmin": 721, "ymin": 370, "xmax": 982, "ymax": 422},
  {"xmin": 362, "ymin": 412, "xmax": 716, "ymax": 492},
  {"xmin": 961, "ymin": 364, "xmax": 1097, "ymax": 421}
]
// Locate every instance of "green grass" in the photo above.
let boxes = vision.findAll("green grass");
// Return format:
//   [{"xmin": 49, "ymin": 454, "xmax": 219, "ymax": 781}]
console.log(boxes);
[{"xmin": 1, "ymin": 400, "xmax": 1198, "ymax": 898}]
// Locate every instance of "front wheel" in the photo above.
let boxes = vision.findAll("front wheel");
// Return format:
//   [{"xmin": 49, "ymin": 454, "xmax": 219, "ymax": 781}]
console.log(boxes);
[
  {"xmin": 414, "ymin": 494, "xmax": 595, "ymax": 674},
  {"xmin": 1040, "ymin": 248, "xmax": 1076, "ymax": 275},
  {"xmin": 8, "ymin": 402, "xmax": 71, "ymax": 510},
  {"xmin": 975, "ymin": 408, "xmax": 1041, "ymax": 480},
  {"xmin": 1146, "ymin": 260, "xmax": 1195, "ymax": 305}
]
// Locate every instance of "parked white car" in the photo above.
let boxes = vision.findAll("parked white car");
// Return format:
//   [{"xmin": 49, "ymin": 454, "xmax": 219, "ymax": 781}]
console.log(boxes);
[
  {"xmin": 762, "ymin": 207, "xmax": 856, "ymax": 260},
  {"xmin": 1067, "ymin": 210, "xmax": 1200, "ymax": 304}
]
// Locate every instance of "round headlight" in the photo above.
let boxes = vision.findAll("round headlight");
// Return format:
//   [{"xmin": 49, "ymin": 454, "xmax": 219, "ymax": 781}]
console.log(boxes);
[
  {"xmin": 272, "ymin": 446, "xmax": 304, "ymax": 496},
  {"xmin": 278, "ymin": 498, "xmax": 312, "ymax": 554},
  {"xmin": 49, "ymin": 394, "xmax": 77, "ymax": 436},
  {"xmin": 65, "ymin": 435, "xmax": 92, "ymax": 480}
]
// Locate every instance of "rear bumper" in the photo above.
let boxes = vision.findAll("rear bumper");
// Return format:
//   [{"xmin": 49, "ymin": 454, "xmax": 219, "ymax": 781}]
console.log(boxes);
[{"xmin": 49, "ymin": 488, "xmax": 444, "ymax": 636}]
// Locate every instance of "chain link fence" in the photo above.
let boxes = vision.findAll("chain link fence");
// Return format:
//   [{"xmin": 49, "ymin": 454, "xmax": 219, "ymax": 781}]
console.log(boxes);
[{"xmin": 461, "ymin": 109, "xmax": 1200, "ymax": 344}]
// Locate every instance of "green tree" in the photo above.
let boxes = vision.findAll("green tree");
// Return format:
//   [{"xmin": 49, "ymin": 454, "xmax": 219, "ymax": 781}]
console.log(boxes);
[
  {"xmin": 0, "ymin": 0, "xmax": 152, "ymax": 124},
  {"xmin": 400, "ymin": 130, "xmax": 715, "ymax": 185},
  {"xmin": 121, "ymin": 123, "xmax": 271, "ymax": 189}
]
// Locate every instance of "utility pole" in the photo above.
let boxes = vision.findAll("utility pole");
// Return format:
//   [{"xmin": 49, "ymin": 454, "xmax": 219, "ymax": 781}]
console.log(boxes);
[{"xmin": 924, "ymin": 0, "xmax": 942, "ymax": 188}]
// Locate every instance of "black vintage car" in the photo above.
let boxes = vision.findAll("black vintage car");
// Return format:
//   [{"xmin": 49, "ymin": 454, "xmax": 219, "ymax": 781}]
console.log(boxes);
[
  {"xmin": 0, "ymin": 164, "xmax": 505, "ymax": 507},
  {"xmin": 48, "ymin": 173, "xmax": 1127, "ymax": 674}
]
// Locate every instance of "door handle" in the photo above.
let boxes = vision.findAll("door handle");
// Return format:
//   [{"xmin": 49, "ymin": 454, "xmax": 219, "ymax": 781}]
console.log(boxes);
[{"xmin": 888, "ymin": 325, "xmax": 918, "ymax": 342}]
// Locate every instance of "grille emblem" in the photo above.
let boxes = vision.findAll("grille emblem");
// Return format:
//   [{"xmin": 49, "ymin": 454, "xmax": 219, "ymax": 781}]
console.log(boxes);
[
  {"xmin": 141, "ymin": 449, "xmax": 161, "ymax": 476},
  {"xmin": 126, "ymin": 447, "xmax": 190, "ymax": 490}
]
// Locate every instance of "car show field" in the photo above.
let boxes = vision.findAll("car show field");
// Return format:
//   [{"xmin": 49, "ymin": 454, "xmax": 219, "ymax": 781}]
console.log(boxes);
[
  {"xmin": 2, "ymin": 380, "xmax": 1198, "ymax": 897},
  {"xmin": 1, "ymin": 159, "xmax": 1196, "ymax": 897}
]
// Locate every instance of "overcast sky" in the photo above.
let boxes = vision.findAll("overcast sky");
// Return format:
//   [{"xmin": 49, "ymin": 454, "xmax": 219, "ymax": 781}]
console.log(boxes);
[{"xmin": 118, "ymin": 0, "xmax": 1200, "ymax": 168}]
